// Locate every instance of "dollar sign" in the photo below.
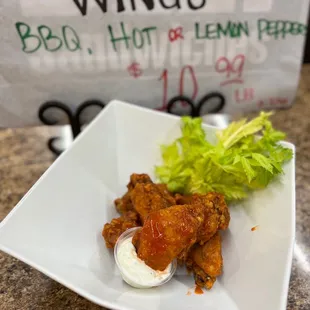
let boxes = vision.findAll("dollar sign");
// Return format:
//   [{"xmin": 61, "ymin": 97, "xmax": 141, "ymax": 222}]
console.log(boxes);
[{"xmin": 127, "ymin": 62, "xmax": 142, "ymax": 78}]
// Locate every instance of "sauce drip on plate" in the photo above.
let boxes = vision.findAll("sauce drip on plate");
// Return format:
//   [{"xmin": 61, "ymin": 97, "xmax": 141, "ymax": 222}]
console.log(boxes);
[{"xmin": 194, "ymin": 285, "xmax": 204, "ymax": 295}]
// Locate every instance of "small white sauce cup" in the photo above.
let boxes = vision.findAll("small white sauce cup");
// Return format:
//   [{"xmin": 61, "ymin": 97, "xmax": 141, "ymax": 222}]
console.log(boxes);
[{"xmin": 114, "ymin": 227, "xmax": 177, "ymax": 289}]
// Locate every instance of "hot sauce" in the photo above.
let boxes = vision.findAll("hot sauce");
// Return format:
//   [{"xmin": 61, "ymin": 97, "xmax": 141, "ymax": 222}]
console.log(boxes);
[
  {"xmin": 194, "ymin": 285, "xmax": 204, "ymax": 295},
  {"xmin": 251, "ymin": 225, "xmax": 259, "ymax": 231}
]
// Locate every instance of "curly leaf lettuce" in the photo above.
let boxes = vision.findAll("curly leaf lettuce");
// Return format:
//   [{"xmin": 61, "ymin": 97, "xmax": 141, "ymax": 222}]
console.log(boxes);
[{"xmin": 155, "ymin": 112, "xmax": 293, "ymax": 201}]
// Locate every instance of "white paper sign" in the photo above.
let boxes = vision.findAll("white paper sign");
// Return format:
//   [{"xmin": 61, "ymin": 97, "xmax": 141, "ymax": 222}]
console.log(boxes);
[{"xmin": 0, "ymin": 0, "xmax": 309, "ymax": 127}]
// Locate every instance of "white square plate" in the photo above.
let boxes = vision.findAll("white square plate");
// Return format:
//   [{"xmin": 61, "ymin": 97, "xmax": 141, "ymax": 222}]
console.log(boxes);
[{"xmin": 0, "ymin": 100, "xmax": 295, "ymax": 310}]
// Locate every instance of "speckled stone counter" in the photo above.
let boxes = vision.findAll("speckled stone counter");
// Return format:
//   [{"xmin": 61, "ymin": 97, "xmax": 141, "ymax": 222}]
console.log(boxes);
[{"xmin": 1, "ymin": 67, "xmax": 310, "ymax": 309}]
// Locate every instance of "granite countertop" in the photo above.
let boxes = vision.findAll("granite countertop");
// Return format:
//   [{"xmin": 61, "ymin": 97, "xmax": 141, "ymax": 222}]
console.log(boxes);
[{"xmin": 1, "ymin": 68, "xmax": 310, "ymax": 310}]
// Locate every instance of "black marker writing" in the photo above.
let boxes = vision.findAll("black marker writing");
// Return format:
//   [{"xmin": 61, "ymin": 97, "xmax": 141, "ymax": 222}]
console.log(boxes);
[
  {"xmin": 121, "ymin": 0, "xmax": 155, "ymax": 11},
  {"xmin": 188, "ymin": 0, "xmax": 206, "ymax": 10},
  {"xmin": 73, "ymin": 0, "xmax": 107, "ymax": 16},
  {"xmin": 159, "ymin": 0, "xmax": 180, "ymax": 9},
  {"xmin": 72, "ymin": 0, "xmax": 207, "ymax": 16}
]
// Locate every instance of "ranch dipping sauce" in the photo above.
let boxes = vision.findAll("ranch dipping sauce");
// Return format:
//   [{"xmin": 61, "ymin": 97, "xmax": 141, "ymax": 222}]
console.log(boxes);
[{"xmin": 114, "ymin": 227, "xmax": 176, "ymax": 289}]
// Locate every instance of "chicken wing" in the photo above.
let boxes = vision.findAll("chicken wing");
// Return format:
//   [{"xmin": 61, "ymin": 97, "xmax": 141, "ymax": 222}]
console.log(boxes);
[
  {"xmin": 186, "ymin": 232, "xmax": 223, "ymax": 290},
  {"xmin": 132, "ymin": 204, "xmax": 204, "ymax": 271},
  {"xmin": 104, "ymin": 172, "xmax": 230, "ymax": 290},
  {"xmin": 102, "ymin": 211, "xmax": 141, "ymax": 248},
  {"xmin": 131, "ymin": 182, "xmax": 176, "ymax": 223},
  {"xmin": 114, "ymin": 173, "xmax": 152, "ymax": 214},
  {"xmin": 133, "ymin": 191, "xmax": 230, "ymax": 271},
  {"xmin": 104, "ymin": 173, "xmax": 176, "ymax": 249},
  {"xmin": 176, "ymin": 192, "xmax": 230, "ymax": 244},
  {"xmin": 175, "ymin": 192, "xmax": 229, "ymax": 264}
]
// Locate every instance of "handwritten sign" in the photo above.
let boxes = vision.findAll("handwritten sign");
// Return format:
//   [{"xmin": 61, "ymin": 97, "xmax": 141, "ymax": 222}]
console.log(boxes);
[{"xmin": 0, "ymin": 0, "xmax": 308, "ymax": 127}]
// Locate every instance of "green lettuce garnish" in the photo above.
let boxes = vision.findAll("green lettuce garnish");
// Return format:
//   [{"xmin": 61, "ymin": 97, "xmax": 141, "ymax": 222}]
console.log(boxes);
[{"xmin": 155, "ymin": 112, "xmax": 293, "ymax": 201}]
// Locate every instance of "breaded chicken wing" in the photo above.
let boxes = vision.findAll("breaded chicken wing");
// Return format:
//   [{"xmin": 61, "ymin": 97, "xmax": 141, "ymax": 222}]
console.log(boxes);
[
  {"xmin": 133, "ymin": 192, "xmax": 229, "ymax": 271},
  {"xmin": 176, "ymin": 192, "xmax": 230, "ymax": 243},
  {"xmin": 103, "ymin": 173, "xmax": 230, "ymax": 291},
  {"xmin": 175, "ymin": 192, "xmax": 229, "ymax": 263},
  {"xmin": 132, "ymin": 204, "xmax": 204, "ymax": 271},
  {"xmin": 186, "ymin": 232, "xmax": 223, "ymax": 290},
  {"xmin": 114, "ymin": 173, "xmax": 152, "ymax": 214},
  {"xmin": 131, "ymin": 182, "xmax": 176, "ymax": 223},
  {"xmin": 102, "ymin": 211, "xmax": 141, "ymax": 248}
]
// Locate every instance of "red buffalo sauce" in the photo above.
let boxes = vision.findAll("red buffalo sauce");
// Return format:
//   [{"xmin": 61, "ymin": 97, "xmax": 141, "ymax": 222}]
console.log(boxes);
[
  {"xmin": 194, "ymin": 285, "xmax": 204, "ymax": 295},
  {"xmin": 251, "ymin": 225, "xmax": 259, "ymax": 231}
]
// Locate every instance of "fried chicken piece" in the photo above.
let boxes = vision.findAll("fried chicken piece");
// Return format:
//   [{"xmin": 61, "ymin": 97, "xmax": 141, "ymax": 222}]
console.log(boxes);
[
  {"xmin": 102, "ymin": 211, "xmax": 141, "ymax": 248},
  {"xmin": 104, "ymin": 174, "xmax": 175, "ymax": 249},
  {"xmin": 175, "ymin": 192, "xmax": 229, "ymax": 264},
  {"xmin": 156, "ymin": 184, "xmax": 176, "ymax": 201},
  {"xmin": 186, "ymin": 232, "xmax": 223, "ymax": 290},
  {"xmin": 175, "ymin": 193, "xmax": 194, "ymax": 205},
  {"xmin": 134, "ymin": 192, "xmax": 229, "ymax": 270},
  {"xmin": 132, "ymin": 204, "xmax": 204, "ymax": 271},
  {"xmin": 128, "ymin": 173, "xmax": 153, "ymax": 190},
  {"xmin": 114, "ymin": 192, "xmax": 133, "ymax": 214},
  {"xmin": 131, "ymin": 183, "xmax": 176, "ymax": 223},
  {"xmin": 176, "ymin": 192, "xmax": 230, "ymax": 244},
  {"xmin": 114, "ymin": 173, "xmax": 152, "ymax": 214},
  {"xmin": 196, "ymin": 193, "xmax": 229, "ymax": 244}
]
